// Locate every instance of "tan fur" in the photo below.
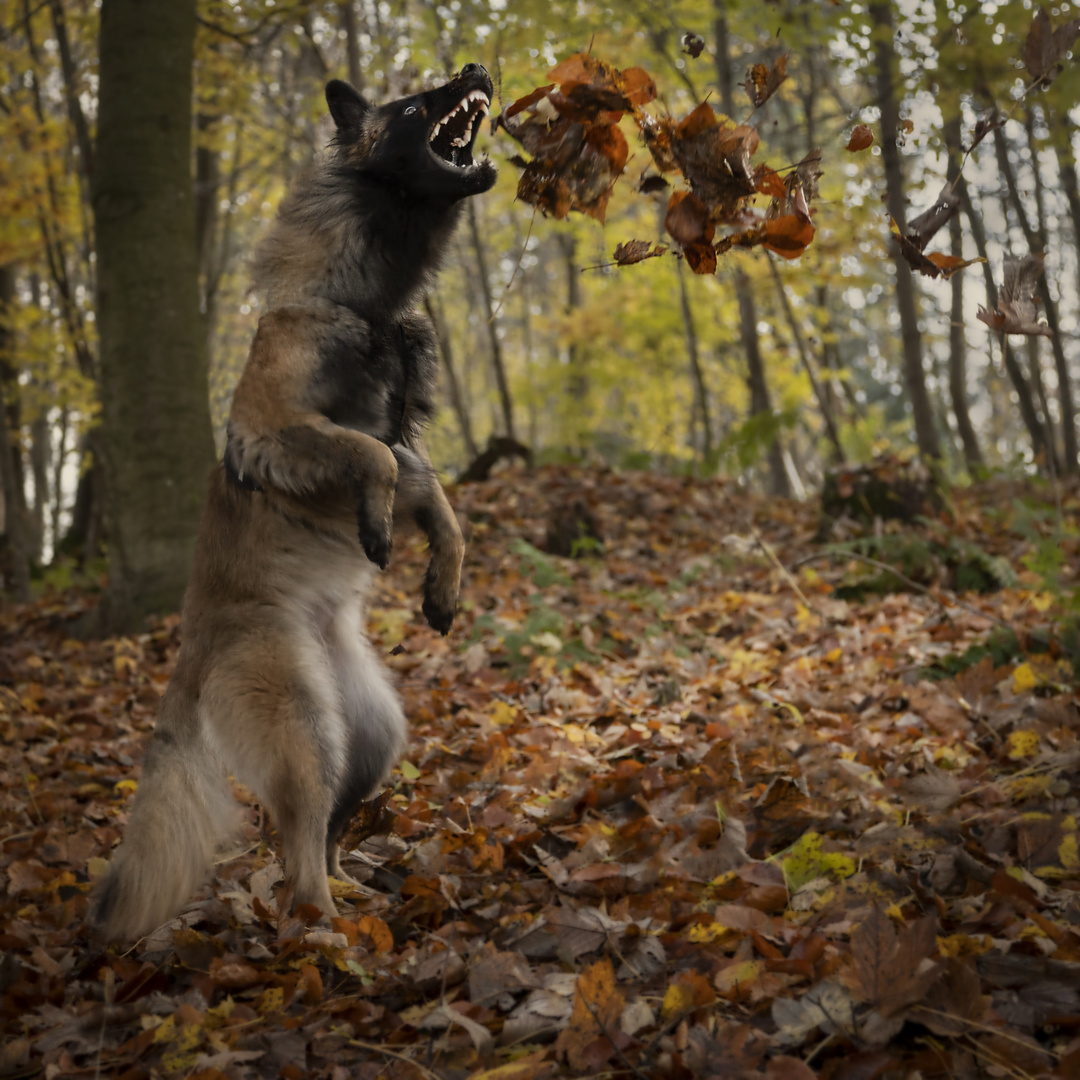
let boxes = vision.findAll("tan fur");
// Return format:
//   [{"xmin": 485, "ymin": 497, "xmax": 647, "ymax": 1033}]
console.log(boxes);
[{"xmin": 90, "ymin": 70, "xmax": 488, "ymax": 943}]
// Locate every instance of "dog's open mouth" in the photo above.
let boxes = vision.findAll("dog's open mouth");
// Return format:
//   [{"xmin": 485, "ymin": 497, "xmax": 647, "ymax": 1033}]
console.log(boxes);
[{"xmin": 429, "ymin": 89, "xmax": 489, "ymax": 169}]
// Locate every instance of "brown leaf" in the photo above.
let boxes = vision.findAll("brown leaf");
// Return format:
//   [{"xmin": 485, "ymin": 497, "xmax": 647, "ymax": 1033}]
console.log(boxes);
[
  {"xmin": 847, "ymin": 907, "xmax": 940, "ymax": 1017},
  {"xmin": 745, "ymin": 54, "xmax": 788, "ymax": 109},
  {"xmin": 1022, "ymin": 6, "xmax": 1080, "ymax": 84},
  {"xmin": 683, "ymin": 33, "xmax": 706, "ymax": 59},
  {"xmin": 555, "ymin": 958, "xmax": 624, "ymax": 1073},
  {"xmin": 977, "ymin": 253, "xmax": 1054, "ymax": 336},
  {"xmin": 613, "ymin": 240, "xmax": 668, "ymax": 266},
  {"xmin": 762, "ymin": 215, "xmax": 815, "ymax": 260},
  {"xmin": 905, "ymin": 183, "xmax": 959, "ymax": 251},
  {"xmin": 665, "ymin": 191, "xmax": 714, "ymax": 247},
  {"xmin": 846, "ymin": 123, "xmax": 874, "ymax": 152}
]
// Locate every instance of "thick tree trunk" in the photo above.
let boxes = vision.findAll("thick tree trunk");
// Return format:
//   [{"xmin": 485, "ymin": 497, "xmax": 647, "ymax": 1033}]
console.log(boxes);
[
  {"xmin": 870, "ymin": 1, "xmax": 941, "ymax": 462},
  {"xmin": 467, "ymin": 202, "xmax": 516, "ymax": 441},
  {"xmin": 93, "ymin": 0, "xmax": 215, "ymax": 630}
]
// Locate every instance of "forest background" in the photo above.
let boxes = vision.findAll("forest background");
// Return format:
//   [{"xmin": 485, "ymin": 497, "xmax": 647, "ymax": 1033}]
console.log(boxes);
[
  {"xmin": 2, "ymin": 4, "xmax": 1080, "ymax": 1079},
  {"xmin": 2, "ymin": 0, "xmax": 1079, "ymax": 629}
]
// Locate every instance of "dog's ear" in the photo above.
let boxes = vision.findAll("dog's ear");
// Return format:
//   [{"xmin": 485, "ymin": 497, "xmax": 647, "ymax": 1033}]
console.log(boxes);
[{"xmin": 326, "ymin": 80, "xmax": 371, "ymax": 131}]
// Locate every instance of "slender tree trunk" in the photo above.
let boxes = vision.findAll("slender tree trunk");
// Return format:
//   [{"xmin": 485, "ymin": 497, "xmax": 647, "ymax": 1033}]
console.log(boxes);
[
  {"xmin": 1055, "ymin": 136, "xmax": 1080, "ymax": 307},
  {"xmin": 943, "ymin": 115, "xmax": 983, "ymax": 471},
  {"xmin": 738, "ymin": 272, "xmax": 791, "ymax": 497},
  {"xmin": 423, "ymin": 292, "xmax": 478, "ymax": 461},
  {"xmin": 676, "ymin": 261, "xmax": 713, "ymax": 464},
  {"xmin": 870, "ymin": 1, "xmax": 941, "ymax": 462},
  {"xmin": 93, "ymin": 0, "xmax": 215, "ymax": 630},
  {"xmin": 0, "ymin": 265, "xmax": 31, "ymax": 601},
  {"xmin": 715, "ymin": 0, "xmax": 789, "ymax": 495},
  {"xmin": 51, "ymin": 406, "xmax": 68, "ymax": 557},
  {"xmin": 340, "ymin": 1, "xmax": 364, "ymax": 90},
  {"xmin": 467, "ymin": 202, "xmax": 516, "ymax": 441},
  {"xmin": 992, "ymin": 121, "xmax": 1078, "ymax": 471},
  {"xmin": 768, "ymin": 259, "xmax": 844, "ymax": 462},
  {"xmin": 959, "ymin": 182, "xmax": 1052, "ymax": 468},
  {"xmin": 947, "ymin": 212, "xmax": 983, "ymax": 471}
]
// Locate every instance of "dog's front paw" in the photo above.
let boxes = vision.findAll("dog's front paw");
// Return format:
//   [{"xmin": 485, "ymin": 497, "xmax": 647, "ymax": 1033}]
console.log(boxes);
[
  {"xmin": 422, "ymin": 562, "xmax": 458, "ymax": 635},
  {"xmin": 358, "ymin": 511, "xmax": 393, "ymax": 569}
]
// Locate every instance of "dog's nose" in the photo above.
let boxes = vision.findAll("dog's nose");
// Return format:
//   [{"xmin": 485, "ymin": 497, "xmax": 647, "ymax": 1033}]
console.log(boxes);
[{"xmin": 461, "ymin": 63, "xmax": 486, "ymax": 78}]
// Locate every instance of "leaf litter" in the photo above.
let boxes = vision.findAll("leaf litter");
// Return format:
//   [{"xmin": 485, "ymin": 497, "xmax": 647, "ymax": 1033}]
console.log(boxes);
[{"xmin": 2, "ymin": 465, "xmax": 1080, "ymax": 1078}]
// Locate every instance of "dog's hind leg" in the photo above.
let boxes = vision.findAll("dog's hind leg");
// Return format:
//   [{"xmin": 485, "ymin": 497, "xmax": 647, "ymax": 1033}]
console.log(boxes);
[
  {"xmin": 323, "ymin": 614, "xmax": 408, "ymax": 880},
  {"xmin": 202, "ymin": 633, "xmax": 347, "ymax": 919}
]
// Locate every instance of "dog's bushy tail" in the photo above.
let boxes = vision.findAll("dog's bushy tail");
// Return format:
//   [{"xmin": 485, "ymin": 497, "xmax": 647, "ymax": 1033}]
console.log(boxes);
[{"xmin": 91, "ymin": 692, "xmax": 238, "ymax": 941}]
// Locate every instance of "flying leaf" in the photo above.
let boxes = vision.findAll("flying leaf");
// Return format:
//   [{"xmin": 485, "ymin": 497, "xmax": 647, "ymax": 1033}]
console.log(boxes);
[
  {"xmin": 906, "ymin": 183, "xmax": 959, "ymax": 251},
  {"xmin": 613, "ymin": 240, "xmax": 668, "ymax": 266},
  {"xmin": 846, "ymin": 124, "xmax": 874, "ymax": 151},
  {"xmin": 1022, "ymin": 6, "xmax": 1080, "ymax": 85},
  {"xmin": 683, "ymin": 32, "xmax": 706, "ymax": 59},
  {"xmin": 745, "ymin": 54, "xmax": 788, "ymax": 109},
  {"xmin": 976, "ymin": 253, "xmax": 1054, "ymax": 336}
]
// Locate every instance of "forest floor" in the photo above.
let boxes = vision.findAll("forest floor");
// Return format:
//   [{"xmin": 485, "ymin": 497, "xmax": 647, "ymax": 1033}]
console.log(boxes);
[{"xmin": 1, "ymin": 464, "xmax": 1079, "ymax": 1080}]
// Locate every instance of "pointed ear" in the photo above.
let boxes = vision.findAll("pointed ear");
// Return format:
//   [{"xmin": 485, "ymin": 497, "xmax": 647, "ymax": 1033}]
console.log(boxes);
[{"xmin": 326, "ymin": 80, "xmax": 371, "ymax": 131}]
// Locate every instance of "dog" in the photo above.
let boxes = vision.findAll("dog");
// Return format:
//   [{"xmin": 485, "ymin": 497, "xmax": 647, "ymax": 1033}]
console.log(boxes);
[{"xmin": 91, "ymin": 65, "xmax": 496, "ymax": 940}]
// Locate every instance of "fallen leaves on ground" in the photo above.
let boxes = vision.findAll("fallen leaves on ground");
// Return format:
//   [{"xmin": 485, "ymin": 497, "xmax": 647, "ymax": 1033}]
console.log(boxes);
[{"xmin": 2, "ymin": 465, "xmax": 1080, "ymax": 1079}]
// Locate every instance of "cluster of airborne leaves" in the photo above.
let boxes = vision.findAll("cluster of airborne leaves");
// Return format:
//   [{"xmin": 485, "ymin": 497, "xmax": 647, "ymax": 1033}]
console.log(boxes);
[
  {"xmin": 2, "ymin": 465, "xmax": 1079, "ymax": 1079},
  {"xmin": 495, "ymin": 6, "xmax": 1076, "ymax": 342}
]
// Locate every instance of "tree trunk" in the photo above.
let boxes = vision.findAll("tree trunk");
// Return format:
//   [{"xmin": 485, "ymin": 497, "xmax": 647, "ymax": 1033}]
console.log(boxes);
[
  {"xmin": 870, "ymin": 0, "xmax": 941, "ymax": 462},
  {"xmin": 992, "ymin": 120, "xmax": 1078, "ymax": 472},
  {"xmin": 1055, "ymin": 136, "xmax": 1080, "ymax": 308},
  {"xmin": 943, "ymin": 115, "xmax": 982, "ymax": 471},
  {"xmin": 676, "ymin": 261, "xmax": 713, "ymax": 464},
  {"xmin": 424, "ymin": 292, "xmax": 478, "ymax": 461},
  {"xmin": 93, "ymin": 0, "xmax": 215, "ymax": 630},
  {"xmin": 958, "ymin": 182, "xmax": 1051, "ymax": 468},
  {"xmin": 737, "ymin": 272, "xmax": 791, "ymax": 498},
  {"xmin": 340, "ymin": 1, "xmax": 364, "ymax": 90},
  {"xmin": 0, "ymin": 265, "xmax": 31, "ymax": 601},
  {"xmin": 768, "ymin": 259, "xmax": 844, "ymax": 463},
  {"xmin": 467, "ymin": 201, "xmax": 516, "ymax": 441},
  {"xmin": 715, "ymin": 0, "xmax": 789, "ymax": 496}
]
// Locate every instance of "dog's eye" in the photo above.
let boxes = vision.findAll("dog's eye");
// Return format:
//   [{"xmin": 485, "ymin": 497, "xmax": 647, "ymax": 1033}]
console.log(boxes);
[{"xmin": 404, "ymin": 106, "xmax": 418, "ymax": 115}]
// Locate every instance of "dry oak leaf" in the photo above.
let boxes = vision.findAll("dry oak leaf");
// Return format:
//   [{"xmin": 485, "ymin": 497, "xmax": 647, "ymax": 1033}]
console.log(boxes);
[
  {"xmin": 745, "ymin": 54, "xmax": 789, "ymax": 109},
  {"xmin": 555, "ymin": 957, "xmax": 625, "ymax": 1073},
  {"xmin": 846, "ymin": 907, "xmax": 940, "ymax": 1017},
  {"xmin": 905, "ymin": 183, "xmax": 959, "ymax": 251},
  {"xmin": 612, "ymin": 240, "xmax": 668, "ymax": 266},
  {"xmin": 846, "ymin": 123, "xmax": 874, "ymax": 151},
  {"xmin": 977, "ymin": 253, "xmax": 1053, "ymax": 337},
  {"xmin": 1022, "ymin": 6, "xmax": 1080, "ymax": 85}
]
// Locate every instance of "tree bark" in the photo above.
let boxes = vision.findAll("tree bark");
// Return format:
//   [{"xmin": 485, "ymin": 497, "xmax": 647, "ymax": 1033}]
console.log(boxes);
[
  {"xmin": 467, "ymin": 202, "xmax": 516, "ymax": 441},
  {"xmin": 943, "ymin": 115, "xmax": 982, "ymax": 471},
  {"xmin": 767, "ymin": 259, "xmax": 844, "ymax": 463},
  {"xmin": 424, "ymin": 292, "xmax": 478, "ymax": 461},
  {"xmin": 737, "ymin": 271, "xmax": 791, "ymax": 498},
  {"xmin": 958, "ymin": 181, "xmax": 1051, "ymax": 467},
  {"xmin": 992, "ymin": 120, "xmax": 1077, "ymax": 471},
  {"xmin": 0, "ymin": 265, "xmax": 32, "ymax": 601},
  {"xmin": 870, "ymin": 0, "xmax": 941, "ymax": 462},
  {"xmin": 676, "ymin": 261, "xmax": 713, "ymax": 464},
  {"xmin": 340, "ymin": 1, "xmax": 364, "ymax": 91},
  {"xmin": 93, "ymin": 0, "xmax": 215, "ymax": 630},
  {"xmin": 715, "ymin": 0, "xmax": 789, "ymax": 496}
]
